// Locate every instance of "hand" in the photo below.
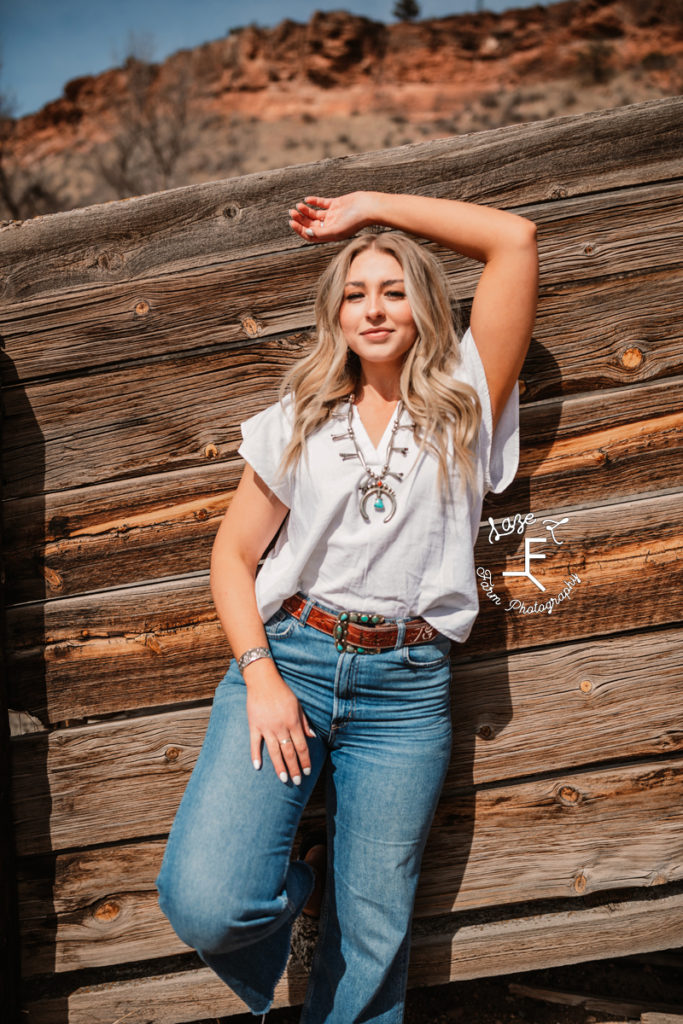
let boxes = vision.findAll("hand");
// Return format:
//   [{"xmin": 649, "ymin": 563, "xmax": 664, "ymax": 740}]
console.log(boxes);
[
  {"xmin": 245, "ymin": 668, "xmax": 316, "ymax": 785},
  {"xmin": 288, "ymin": 192, "xmax": 374, "ymax": 243}
]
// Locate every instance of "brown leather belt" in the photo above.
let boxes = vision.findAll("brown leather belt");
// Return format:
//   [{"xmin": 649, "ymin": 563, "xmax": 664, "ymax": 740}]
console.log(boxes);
[{"xmin": 281, "ymin": 592, "xmax": 441, "ymax": 655}]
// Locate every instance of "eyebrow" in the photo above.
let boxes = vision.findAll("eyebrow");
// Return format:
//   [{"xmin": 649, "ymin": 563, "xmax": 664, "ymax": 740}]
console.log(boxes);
[{"xmin": 344, "ymin": 278, "xmax": 405, "ymax": 288}]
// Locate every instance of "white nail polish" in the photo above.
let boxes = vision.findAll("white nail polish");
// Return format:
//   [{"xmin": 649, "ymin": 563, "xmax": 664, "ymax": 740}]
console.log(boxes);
[
  {"xmin": 253, "ymin": 759, "xmax": 261, "ymax": 770},
  {"xmin": 305, "ymin": 228, "xmax": 314, "ymax": 236},
  {"xmin": 293, "ymin": 775, "xmax": 302, "ymax": 786},
  {"xmin": 279, "ymin": 771, "xmax": 288, "ymax": 783},
  {"xmin": 303, "ymin": 766, "xmax": 312, "ymax": 776}
]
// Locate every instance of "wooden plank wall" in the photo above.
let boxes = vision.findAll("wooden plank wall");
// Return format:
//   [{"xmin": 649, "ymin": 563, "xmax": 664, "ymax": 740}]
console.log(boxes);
[{"xmin": 1, "ymin": 96, "xmax": 682, "ymax": 1023}]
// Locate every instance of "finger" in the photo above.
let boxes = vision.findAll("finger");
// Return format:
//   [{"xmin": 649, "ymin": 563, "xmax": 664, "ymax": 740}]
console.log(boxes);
[
  {"xmin": 303, "ymin": 195, "xmax": 331, "ymax": 209},
  {"xmin": 289, "ymin": 220, "xmax": 318, "ymax": 244},
  {"xmin": 301, "ymin": 709, "xmax": 317, "ymax": 742},
  {"xmin": 290, "ymin": 721, "xmax": 312, "ymax": 778},
  {"xmin": 250, "ymin": 729, "xmax": 263, "ymax": 771},
  {"xmin": 296, "ymin": 201, "xmax": 325, "ymax": 220},
  {"xmin": 280, "ymin": 736, "xmax": 304, "ymax": 785},
  {"xmin": 264, "ymin": 734, "xmax": 289, "ymax": 783}
]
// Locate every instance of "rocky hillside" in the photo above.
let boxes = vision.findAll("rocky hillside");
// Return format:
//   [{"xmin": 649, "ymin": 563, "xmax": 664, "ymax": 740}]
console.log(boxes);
[{"xmin": 2, "ymin": 0, "xmax": 682, "ymax": 218}]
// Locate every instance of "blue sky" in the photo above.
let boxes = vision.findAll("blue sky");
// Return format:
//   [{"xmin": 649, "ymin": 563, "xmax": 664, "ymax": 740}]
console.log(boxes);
[{"xmin": 1, "ymin": 0, "xmax": 549, "ymax": 118}]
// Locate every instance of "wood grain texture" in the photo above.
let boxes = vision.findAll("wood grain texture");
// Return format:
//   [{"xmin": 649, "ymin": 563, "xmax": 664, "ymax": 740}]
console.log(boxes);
[
  {"xmin": 7, "ymin": 491, "xmax": 682, "ymax": 723},
  {"xmin": 2, "ymin": 178, "xmax": 681, "ymax": 383},
  {"xmin": 2, "ymin": 266, "xmax": 682, "ymax": 502},
  {"xmin": 4, "ymin": 376, "xmax": 681, "ymax": 607},
  {"xmin": 2, "ymin": 98, "xmax": 681, "ymax": 305},
  {"xmin": 16, "ymin": 740, "xmax": 683, "ymax": 973},
  {"xmin": 11, "ymin": 653, "xmax": 683, "ymax": 856},
  {"xmin": 22, "ymin": 889, "xmax": 683, "ymax": 1022}
]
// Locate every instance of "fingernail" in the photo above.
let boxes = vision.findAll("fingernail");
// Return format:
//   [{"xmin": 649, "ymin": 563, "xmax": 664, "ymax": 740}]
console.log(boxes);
[
  {"xmin": 305, "ymin": 228, "xmax": 314, "ymax": 237},
  {"xmin": 279, "ymin": 771, "xmax": 288, "ymax": 783},
  {"xmin": 303, "ymin": 766, "xmax": 312, "ymax": 776},
  {"xmin": 253, "ymin": 759, "xmax": 261, "ymax": 770},
  {"xmin": 293, "ymin": 774, "xmax": 302, "ymax": 786}
]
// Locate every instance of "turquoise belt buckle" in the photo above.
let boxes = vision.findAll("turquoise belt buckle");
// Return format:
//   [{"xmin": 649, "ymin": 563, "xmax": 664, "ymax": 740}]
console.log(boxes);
[{"xmin": 333, "ymin": 608, "xmax": 386, "ymax": 654}]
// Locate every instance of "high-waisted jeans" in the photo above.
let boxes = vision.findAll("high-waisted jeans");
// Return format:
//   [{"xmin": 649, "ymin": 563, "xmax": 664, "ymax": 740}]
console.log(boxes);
[{"xmin": 155, "ymin": 592, "xmax": 453, "ymax": 1023}]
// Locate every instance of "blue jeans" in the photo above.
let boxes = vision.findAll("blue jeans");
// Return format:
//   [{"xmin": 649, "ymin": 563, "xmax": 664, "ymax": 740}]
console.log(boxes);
[{"xmin": 155, "ymin": 592, "xmax": 453, "ymax": 1023}]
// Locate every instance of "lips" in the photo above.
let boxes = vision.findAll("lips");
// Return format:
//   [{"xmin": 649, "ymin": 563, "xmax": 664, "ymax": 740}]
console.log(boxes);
[{"xmin": 361, "ymin": 328, "xmax": 393, "ymax": 338}]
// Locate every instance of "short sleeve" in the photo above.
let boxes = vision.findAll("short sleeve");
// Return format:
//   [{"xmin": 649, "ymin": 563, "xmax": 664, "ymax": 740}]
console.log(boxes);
[
  {"xmin": 458, "ymin": 327, "xmax": 520, "ymax": 495},
  {"xmin": 237, "ymin": 396, "xmax": 294, "ymax": 507}
]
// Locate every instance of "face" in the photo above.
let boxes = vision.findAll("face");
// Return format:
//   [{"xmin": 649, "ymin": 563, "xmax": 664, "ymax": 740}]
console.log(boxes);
[{"xmin": 338, "ymin": 248, "xmax": 418, "ymax": 377}]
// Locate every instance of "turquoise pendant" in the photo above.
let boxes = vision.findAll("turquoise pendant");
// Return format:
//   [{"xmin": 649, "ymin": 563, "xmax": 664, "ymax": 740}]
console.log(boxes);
[{"xmin": 374, "ymin": 497, "xmax": 385, "ymax": 511}]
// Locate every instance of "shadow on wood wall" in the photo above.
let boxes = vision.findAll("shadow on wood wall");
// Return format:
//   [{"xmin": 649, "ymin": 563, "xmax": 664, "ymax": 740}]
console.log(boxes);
[{"xmin": 0, "ymin": 96, "xmax": 682, "ymax": 1023}]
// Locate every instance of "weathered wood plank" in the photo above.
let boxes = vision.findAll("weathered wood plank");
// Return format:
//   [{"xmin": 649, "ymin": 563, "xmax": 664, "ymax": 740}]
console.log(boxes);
[
  {"xmin": 3, "ymin": 265, "xmax": 682, "ymax": 501},
  {"xmin": 9, "ymin": 614, "xmax": 683, "ymax": 807},
  {"xmin": 2, "ymin": 98, "xmax": 681, "ymax": 305},
  {"xmin": 1, "ymin": 336, "xmax": 304, "ymax": 501},
  {"xmin": 7, "ymin": 491, "xmax": 682, "ymax": 723},
  {"xmin": 11, "ymin": 611, "xmax": 683, "ymax": 850},
  {"xmin": 530, "ymin": 268, "xmax": 683, "ymax": 400},
  {"xmin": 507, "ymin": 984, "xmax": 683, "ymax": 1019},
  {"xmin": 22, "ymin": 888, "xmax": 683, "ymax": 1022},
  {"xmin": 4, "ymin": 375, "xmax": 681, "ymax": 605},
  {"xmin": 3, "ymin": 178, "xmax": 682, "ymax": 382},
  {"xmin": 4, "ymin": 461, "xmax": 238, "ymax": 605},
  {"xmin": 16, "ymin": 736, "xmax": 683, "ymax": 972}
]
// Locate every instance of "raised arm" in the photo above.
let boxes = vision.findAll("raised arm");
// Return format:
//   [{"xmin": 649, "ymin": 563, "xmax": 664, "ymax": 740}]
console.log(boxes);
[{"xmin": 289, "ymin": 192, "xmax": 538, "ymax": 431}]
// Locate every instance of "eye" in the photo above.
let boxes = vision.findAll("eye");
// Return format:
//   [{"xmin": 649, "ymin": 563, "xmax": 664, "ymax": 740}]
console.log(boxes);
[
  {"xmin": 344, "ymin": 291, "xmax": 364, "ymax": 301},
  {"xmin": 386, "ymin": 290, "xmax": 406, "ymax": 299}
]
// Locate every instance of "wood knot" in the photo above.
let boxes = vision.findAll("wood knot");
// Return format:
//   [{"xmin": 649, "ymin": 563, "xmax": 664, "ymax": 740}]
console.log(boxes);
[
  {"xmin": 97, "ymin": 252, "xmax": 124, "ymax": 271},
  {"xmin": 43, "ymin": 565, "xmax": 63, "ymax": 592},
  {"xmin": 164, "ymin": 746, "xmax": 181, "ymax": 762},
  {"xmin": 222, "ymin": 204, "xmax": 240, "ymax": 219},
  {"xmin": 583, "ymin": 242, "xmax": 595, "ymax": 255},
  {"xmin": 144, "ymin": 634, "xmax": 162, "ymax": 655},
  {"xmin": 94, "ymin": 899, "xmax": 121, "ymax": 922},
  {"xmin": 550, "ymin": 185, "xmax": 569, "ymax": 199},
  {"xmin": 204, "ymin": 443, "xmax": 219, "ymax": 459},
  {"xmin": 621, "ymin": 346, "xmax": 643, "ymax": 369},
  {"xmin": 478, "ymin": 724, "xmax": 495, "ymax": 740},
  {"xmin": 518, "ymin": 379, "xmax": 527, "ymax": 397},
  {"xmin": 194, "ymin": 507, "xmax": 209, "ymax": 521},
  {"xmin": 573, "ymin": 873, "xmax": 587, "ymax": 893},
  {"xmin": 579, "ymin": 679, "xmax": 592, "ymax": 693},
  {"xmin": 241, "ymin": 314, "xmax": 265, "ymax": 338},
  {"xmin": 557, "ymin": 785, "xmax": 581, "ymax": 806},
  {"xmin": 134, "ymin": 299, "xmax": 150, "ymax": 317}
]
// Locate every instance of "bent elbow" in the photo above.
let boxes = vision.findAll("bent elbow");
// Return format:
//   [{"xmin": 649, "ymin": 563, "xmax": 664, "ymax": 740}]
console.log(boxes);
[{"xmin": 519, "ymin": 217, "xmax": 538, "ymax": 249}]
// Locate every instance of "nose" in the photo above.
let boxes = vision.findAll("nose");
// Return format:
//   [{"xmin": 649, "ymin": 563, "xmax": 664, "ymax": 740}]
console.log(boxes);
[{"xmin": 365, "ymin": 293, "xmax": 386, "ymax": 320}]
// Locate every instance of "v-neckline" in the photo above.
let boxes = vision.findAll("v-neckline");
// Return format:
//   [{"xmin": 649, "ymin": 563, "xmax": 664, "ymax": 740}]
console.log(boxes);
[{"xmin": 352, "ymin": 400, "xmax": 399, "ymax": 456}]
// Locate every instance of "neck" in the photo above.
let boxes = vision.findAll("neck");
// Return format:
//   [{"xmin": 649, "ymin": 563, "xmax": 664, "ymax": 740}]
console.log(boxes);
[{"xmin": 355, "ymin": 360, "xmax": 402, "ymax": 404}]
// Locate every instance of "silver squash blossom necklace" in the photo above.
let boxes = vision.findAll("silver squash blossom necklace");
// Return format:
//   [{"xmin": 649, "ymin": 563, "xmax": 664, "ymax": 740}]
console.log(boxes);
[{"xmin": 331, "ymin": 394, "xmax": 412, "ymax": 523}]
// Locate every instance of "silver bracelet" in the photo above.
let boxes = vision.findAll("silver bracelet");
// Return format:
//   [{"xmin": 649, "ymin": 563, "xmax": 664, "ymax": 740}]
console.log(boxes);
[{"xmin": 237, "ymin": 646, "xmax": 273, "ymax": 673}]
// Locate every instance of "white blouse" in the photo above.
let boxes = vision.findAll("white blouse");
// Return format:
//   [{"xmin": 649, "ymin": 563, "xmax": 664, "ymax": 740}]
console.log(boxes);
[{"xmin": 237, "ymin": 327, "xmax": 519, "ymax": 643}]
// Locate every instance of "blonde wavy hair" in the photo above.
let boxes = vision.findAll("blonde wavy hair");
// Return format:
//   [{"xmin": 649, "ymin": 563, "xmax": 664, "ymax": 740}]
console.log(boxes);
[{"xmin": 272, "ymin": 231, "xmax": 482, "ymax": 503}]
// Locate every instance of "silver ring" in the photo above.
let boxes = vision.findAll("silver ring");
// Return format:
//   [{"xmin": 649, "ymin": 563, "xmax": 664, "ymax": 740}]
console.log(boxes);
[{"xmin": 279, "ymin": 737, "xmax": 292, "ymax": 745}]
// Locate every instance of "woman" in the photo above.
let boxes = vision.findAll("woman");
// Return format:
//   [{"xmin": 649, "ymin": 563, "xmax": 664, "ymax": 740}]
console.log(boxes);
[{"xmin": 156, "ymin": 190, "xmax": 538, "ymax": 1022}]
